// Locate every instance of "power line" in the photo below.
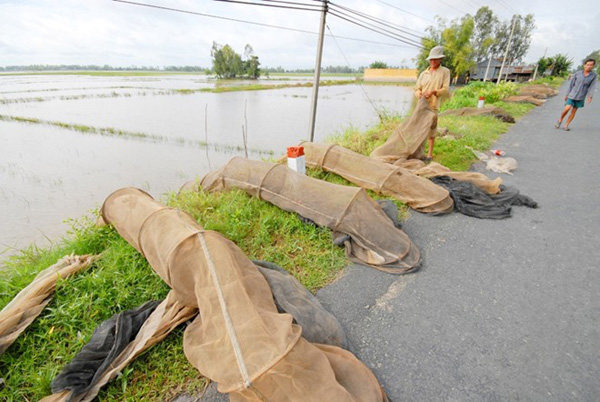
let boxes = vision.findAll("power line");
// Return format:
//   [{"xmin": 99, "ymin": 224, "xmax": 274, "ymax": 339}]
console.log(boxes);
[
  {"xmin": 328, "ymin": 2, "xmax": 424, "ymax": 40},
  {"xmin": 326, "ymin": 5, "xmax": 424, "ymax": 49},
  {"xmin": 329, "ymin": 9, "xmax": 423, "ymax": 49},
  {"xmin": 495, "ymin": 0, "xmax": 517, "ymax": 15},
  {"xmin": 113, "ymin": 0, "xmax": 319, "ymax": 31},
  {"xmin": 325, "ymin": 24, "xmax": 383, "ymax": 120},
  {"xmin": 213, "ymin": 0, "xmax": 324, "ymax": 12},
  {"xmin": 434, "ymin": 0, "xmax": 469, "ymax": 15},
  {"xmin": 112, "ymin": 0, "xmax": 411, "ymax": 48},
  {"xmin": 374, "ymin": 0, "xmax": 435, "ymax": 25}
]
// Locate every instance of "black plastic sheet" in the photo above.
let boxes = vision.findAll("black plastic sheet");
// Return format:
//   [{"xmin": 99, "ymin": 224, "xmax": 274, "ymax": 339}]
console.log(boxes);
[{"xmin": 431, "ymin": 176, "xmax": 537, "ymax": 219}]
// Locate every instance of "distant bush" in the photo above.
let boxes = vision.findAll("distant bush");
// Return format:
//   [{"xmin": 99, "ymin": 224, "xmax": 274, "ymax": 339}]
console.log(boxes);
[{"xmin": 441, "ymin": 81, "xmax": 518, "ymax": 111}]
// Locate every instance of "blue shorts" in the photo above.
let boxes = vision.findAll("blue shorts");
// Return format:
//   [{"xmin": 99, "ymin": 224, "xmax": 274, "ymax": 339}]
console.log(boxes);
[{"xmin": 566, "ymin": 98, "xmax": 584, "ymax": 108}]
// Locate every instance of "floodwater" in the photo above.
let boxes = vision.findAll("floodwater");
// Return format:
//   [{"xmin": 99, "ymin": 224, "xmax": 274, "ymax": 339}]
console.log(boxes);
[{"xmin": 0, "ymin": 73, "xmax": 415, "ymax": 262}]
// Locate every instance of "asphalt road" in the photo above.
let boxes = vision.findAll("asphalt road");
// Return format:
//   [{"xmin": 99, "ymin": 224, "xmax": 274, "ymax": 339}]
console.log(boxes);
[{"xmin": 317, "ymin": 84, "xmax": 600, "ymax": 402}]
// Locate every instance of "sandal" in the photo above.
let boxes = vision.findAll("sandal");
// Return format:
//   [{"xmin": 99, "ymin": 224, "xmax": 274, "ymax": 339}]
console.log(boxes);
[
  {"xmin": 555, "ymin": 121, "xmax": 561, "ymax": 129},
  {"xmin": 564, "ymin": 127, "xmax": 570, "ymax": 131},
  {"xmin": 424, "ymin": 157, "xmax": 433, "ymax": 163}
]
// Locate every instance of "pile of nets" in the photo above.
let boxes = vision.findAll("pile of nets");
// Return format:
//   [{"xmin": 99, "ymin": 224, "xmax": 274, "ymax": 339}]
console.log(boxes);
[
  {"xmin": 182, "ymin": 157, "xmax": 421, "ymax": 274},
  {"xmin": 300, "ymin": 142, "xmax": 453, "ymax": 214},
  {"xmin": 93, "ymin": 187, "xmax": 389, "ymax": 401}
]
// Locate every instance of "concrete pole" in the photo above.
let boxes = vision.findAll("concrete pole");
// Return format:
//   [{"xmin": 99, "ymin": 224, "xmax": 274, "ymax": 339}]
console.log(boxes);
[
  {"xmin": 496, "ymin": 17, "xmax": 516, "ymax": 85},
  {"xmin": 483, "ymin": 56, "xmax": 492, "ymax": 82},
  {"xmin": 308, "ymin": 0, "xmax": 327, "ymax": 142}
]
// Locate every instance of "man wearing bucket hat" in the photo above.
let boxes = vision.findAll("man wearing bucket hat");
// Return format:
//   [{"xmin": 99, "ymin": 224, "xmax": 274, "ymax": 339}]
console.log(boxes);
[{"xmin": 415, "ymin": 45, "xmax": 450, "ymax": 162}]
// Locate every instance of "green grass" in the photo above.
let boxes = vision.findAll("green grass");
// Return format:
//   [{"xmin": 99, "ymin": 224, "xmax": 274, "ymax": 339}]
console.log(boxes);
[{"xmin": 0, "ymin": 77, "xmax": 561, "ymax": 401}]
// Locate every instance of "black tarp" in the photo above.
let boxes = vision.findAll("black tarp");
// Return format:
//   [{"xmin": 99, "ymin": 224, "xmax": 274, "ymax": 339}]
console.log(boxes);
[{"xmin": 431, "ymin": 176, "xmax": 538, "ymax": 219}]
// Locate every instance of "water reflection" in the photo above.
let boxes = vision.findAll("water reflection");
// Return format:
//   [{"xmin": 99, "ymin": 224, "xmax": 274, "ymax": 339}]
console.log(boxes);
[{"xmin": 0, "ymin": 74, "xmax": 414, "ymax": 262}]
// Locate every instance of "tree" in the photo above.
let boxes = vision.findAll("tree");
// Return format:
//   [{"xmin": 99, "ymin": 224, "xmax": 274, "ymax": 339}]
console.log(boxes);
[
  {"xmin": 472, "ymin": 7, "xmax": 498, "ymax": 63},
  {"xmin": 244, "ymin": 44, "xmax": 261, "ymax": 79},
  {"xmin": 369, "ymin": 61, "xmax": 388, "ymax": 69},
  {"xmin": 507, "ymin": 14, "xmax": 536, "ymax": 63},
  {"xmin": 581, "ymin": 50, "xmax": 600, "ymax": 73},
  {"xmin": 211, "ymin": 42, "xmax": 262, "ymax": 79},
  {"xmin": 211, "ymin": 42, "xmax": 243, "ymax": 79},
  {"xmin": 547, "ymin": 54, "xmax": 573, "ymax": 77},
  {"xmin": 536, "ymin": 57, "xmax": 552, "ymax": 76},
  {"xmin": 417, "ymin": 15, "xmax": 475, "ymax": 82}
]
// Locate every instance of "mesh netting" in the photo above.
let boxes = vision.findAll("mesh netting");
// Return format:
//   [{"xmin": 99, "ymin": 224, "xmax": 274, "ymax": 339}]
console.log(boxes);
[
  {"xmin": 395, "ymin": 159, "xmax": 503, "ymax": 195},
  {"xmin": 369, "ymin": 98, "xmax": 437, "ymax": 162},
  {"xmin": 97, "ymin": 188, "xmax": 388, "ymax": 401},
  {"xmin": 182, "ymin": 157, "xmax": 421, "ymax": 274},
  {"xmin": 300, "ymin": 142, "xmax": 453, "ymax": 214},
  {"xmin": 0, "ymin": 255, "xmax": 97, "ymax": 356}
]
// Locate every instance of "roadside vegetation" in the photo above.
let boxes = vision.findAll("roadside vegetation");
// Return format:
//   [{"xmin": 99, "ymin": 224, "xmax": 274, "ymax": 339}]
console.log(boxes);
[{"xmin": 0, "ymin": 77, "xmax": 562, "ymax": 401}]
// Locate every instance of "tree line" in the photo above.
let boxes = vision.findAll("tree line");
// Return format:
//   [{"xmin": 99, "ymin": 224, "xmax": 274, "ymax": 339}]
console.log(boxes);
[
  {"xmin": 415, "ymin": 7, "xmax": 536, "ymax": 82},
  {"xmin": 415, "ymin": 6, "xmax": 599, "ymax": 81},
  {"xmin": 0, "ymin": 65, "xmax": 207, "ymax": 72}
]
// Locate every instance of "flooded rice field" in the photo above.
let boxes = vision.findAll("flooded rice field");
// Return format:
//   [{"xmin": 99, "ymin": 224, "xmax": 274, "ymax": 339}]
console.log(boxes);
[{"xmin": 0, "ymin": 73, "xmax": 414, "ymax": 261}]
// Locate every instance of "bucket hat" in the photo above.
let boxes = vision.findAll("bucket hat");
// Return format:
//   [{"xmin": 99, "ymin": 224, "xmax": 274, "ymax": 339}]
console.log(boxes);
[{"xmin": 427, "ymin": 46, "xmax": 445, "ymax": 60}]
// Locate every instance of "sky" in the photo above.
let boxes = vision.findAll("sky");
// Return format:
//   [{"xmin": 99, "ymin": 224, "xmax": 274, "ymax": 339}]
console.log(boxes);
[{"xmin": 1, "ymin": 0, "xmax": 598, "ymax": 70}]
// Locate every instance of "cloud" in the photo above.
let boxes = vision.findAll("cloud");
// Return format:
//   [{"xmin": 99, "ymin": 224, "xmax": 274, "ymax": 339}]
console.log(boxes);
[{"xmin": 1, "ymin": 0, "xmax": 598, "ymax": 68}]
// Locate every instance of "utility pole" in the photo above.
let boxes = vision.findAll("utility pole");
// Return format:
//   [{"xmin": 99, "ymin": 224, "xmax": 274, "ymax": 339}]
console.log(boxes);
[
  {"xmin": 496, "ymin": 17, "xmax": 516, "ymax": 85},
  {"xmin": 483, "ymin": 56, "xmax": 492, "ymax": 82},
  {"xmin": 308, "ymin": 0, "xmax": 327, "ymax": 142},
  {"xmin": 532, "ymin": 47, "xmax": 548, "ymax": 81}
]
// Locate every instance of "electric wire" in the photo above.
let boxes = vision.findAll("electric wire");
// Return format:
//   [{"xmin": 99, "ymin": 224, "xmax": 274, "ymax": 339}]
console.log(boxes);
[
  {"xmin": 374, "ymin": 0, "xmax": 435, "ymax": 24},
  {"xmin": 328, "ymin": 2, "xmax": 424, "ymax": 40},
  {"xmin": 495, "ymin": 0, "xmax": 517, "ymax": 15},
  {"xmin": 328, "ymin": 9, "xmax": 423, "ymax": 49},
  {"xmin": 113, "ymin": 0, "xmax": 323, "ymax": 34},
  {"xmin": 213, "ymin": 0, "xmax": 324, "ymax": 12},
  {"xmin": 434, "ymin": 0, "xmax": 469, "ymax": 15},
  {"xmin": 113, "ymin": 0, "xmax": 420, "ymax": 49},
  {"xmin": 325, "ymin": 24, "xmax": 383, "ymax": 120}
]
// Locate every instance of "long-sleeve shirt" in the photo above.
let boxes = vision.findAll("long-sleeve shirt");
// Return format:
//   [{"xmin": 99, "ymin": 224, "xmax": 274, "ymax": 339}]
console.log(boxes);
[
  {"xmin": 566, "ymin": 69, "xmax": 597, "ymax": 100},
  {"xmin": 414, "ymin": 66, "xmax": 451, "ymax": 110}
]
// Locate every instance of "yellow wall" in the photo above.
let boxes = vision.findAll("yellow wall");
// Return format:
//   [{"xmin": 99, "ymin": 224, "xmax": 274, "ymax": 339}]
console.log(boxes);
[{"xmin": 363, "ymin": 68, "xmax": 418, "ymax": 82}]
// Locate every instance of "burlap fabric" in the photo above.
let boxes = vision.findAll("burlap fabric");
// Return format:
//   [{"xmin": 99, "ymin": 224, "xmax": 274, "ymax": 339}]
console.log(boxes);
[
  {"xmin": 97, "ymin": 187, "xmax": 388, "ymax": 401},
  {"xmin": 370, "ymin": 98, "xmax": 437, "ymax": 162},
  {"xmin": 504, "ymin": 95, "xmax": 545, "ymax": 106},
  {"xmin": 0, "ymin": 254, "xmax": 97, "ymax": 356},
  {"xmin": 395, "ymin": 159, "xmax": 503, "ymax": 195},
  {"xmin": 182, "ymin": 157, "xmax": 421, "ymax": 273},
  {"xmin": 517, "ymin": 84, "xmax": 558, "ymax": 99},
  {"xmin": 300, "ymin": 141, "xmax": 453, "ymax": 214},
  {"xmin": 439, "ymin": 106, "xmax": 515, "ymax": 123}
]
